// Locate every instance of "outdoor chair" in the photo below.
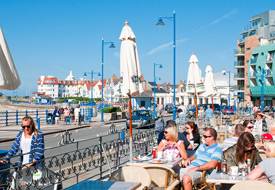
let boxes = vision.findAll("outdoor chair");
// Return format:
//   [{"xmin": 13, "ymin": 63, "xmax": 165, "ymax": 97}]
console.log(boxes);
[
  {"xmin": 231, "ymin": 180, "xmax": 275, "ymax": 190},
  {"xmin": 142, "ymin": 164, "xmax": 180, "ymax": 190},
  {"xmin": 108, "ymin": 166, "xmax": 151, "ymax": 190},
  {"xmin": 192, "ymin": 170, "xmax": 215, "ymax": 190}
]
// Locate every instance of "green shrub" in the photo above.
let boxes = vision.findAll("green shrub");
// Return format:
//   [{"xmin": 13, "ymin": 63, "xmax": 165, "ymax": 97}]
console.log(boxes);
[{"xmin": 103, "ymin": 106, "xmax": 122, "ymax": 113}]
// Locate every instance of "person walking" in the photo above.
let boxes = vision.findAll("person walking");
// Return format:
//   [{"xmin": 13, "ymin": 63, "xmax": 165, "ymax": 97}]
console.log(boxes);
[
  {"xmin": 74, "ymin": 105, "xmax": 81, "ymax": 125},
  {"xmin": 205, "ymin": 105, "xmax": 213, "ymax": 127},
  {"xmin": 53, "ymin": 106, "xmax": 60, "ymax": 125}
]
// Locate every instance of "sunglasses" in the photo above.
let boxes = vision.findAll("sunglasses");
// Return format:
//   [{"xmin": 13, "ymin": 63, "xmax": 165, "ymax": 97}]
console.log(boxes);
[
  {"xmin": 247, "ymin": 127, "xmax": 253, "ymax": 129},
  {"xmin": 203, "ymin": 135, "xmax": 212, "ymax": 138},
  {"xmin": 245, "ymin": 146, "xmax": 256, "ymax": 152},
  {"xmin": 164, "ymin": 131, "xmax": 168, "ymax": 134},
  {"xmin": 21, "ymin": 125, "xmax": 31, "ymax": 129}
]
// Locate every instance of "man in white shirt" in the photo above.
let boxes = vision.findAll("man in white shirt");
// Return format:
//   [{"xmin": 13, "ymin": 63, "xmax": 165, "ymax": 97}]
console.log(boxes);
[{"xmin": 222, "ymin": 124, "xmax": 245, "ymax": 150}]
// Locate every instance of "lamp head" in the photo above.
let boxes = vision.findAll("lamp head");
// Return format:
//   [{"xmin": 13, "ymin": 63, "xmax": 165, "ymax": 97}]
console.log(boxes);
[
  {"xmin": 109, "ymin": 42, "xmax": 115, "ymax": 48},
  {"xmin": 97, "ymin": 73, "xmax": 101, "ymax": 77},
  {"xmin": 158, "ymin": 77, "xmax": 161, "ymax": 80},
  {"xmin": 156, "ymin": 17, "xmax": 165, "ymax": 26},
  {"xmin": 83, "ymin": 72, "xmax": 87, "ymax": 77},
  {"xmin": 222, "ymin": 69, "xmax": 226, "ymax": 75},
  {"xmin": 159, "ymin": 64, "xmax": 163, "ymax": 69}
]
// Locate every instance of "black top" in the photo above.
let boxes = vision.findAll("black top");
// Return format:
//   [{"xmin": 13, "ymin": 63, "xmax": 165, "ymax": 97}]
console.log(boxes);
[
  {"xmin": 183, "ymin": 131, "xmax": 201, "ymax": 146},
  {"xmin": 157, "ymin": 132, "xmax": 190, "ymax": 149}
]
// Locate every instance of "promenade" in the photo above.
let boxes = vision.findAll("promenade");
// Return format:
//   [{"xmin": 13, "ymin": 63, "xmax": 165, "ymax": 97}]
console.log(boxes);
[{"xmin": 0, "ymin": 117, "xmax": 126, "ymax": 143}]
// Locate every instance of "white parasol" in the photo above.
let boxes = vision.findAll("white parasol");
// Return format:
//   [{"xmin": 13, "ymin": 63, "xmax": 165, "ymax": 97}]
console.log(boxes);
[
  {"xmin": 186, "ymin": 52, "xmax": 205, "ymax": 118},
  {"xmin": 0, "ymin": 26, "xmax": 21, "ymax": 90},
  {"xmin": 119, "ymin": 20, "xmax": 143, "ymax": 97},
  {"xmin": 204, "ymin": 64, "xmax": 217, "ymax": 114}
]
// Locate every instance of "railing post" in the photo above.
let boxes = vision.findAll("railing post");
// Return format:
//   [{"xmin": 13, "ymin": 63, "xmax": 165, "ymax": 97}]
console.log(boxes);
[
  {"xmin": 46, "ymin": 109, "xmax": 48, "ymax": 122},
  {"xmin": 25, "ymin": 110, "xmax": 28, "ymax": 116},
  {"xmin": 37, "ymin": 118, "xmax": 40, "ymax": 130},
  {"xmin": 36, "ymin": 109, "xmax": 38, "ymax": 123},
  {"xmin": 5, "ymin": 110, "xmax": 8, "ymax": 126},
  {"xmin": 99, "ymin": 136, "xmax": 103, "ymax": 179},
  {"xmin": 16, "ymin": 110, "xmax": 18, "ymax": 125}
]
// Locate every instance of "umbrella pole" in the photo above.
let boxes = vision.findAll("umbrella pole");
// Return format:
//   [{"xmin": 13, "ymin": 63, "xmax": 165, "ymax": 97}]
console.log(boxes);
[
  {"xmin": 195, "ymin": 95, "xmax": 198, "ymax": 119},
  {"xmin": 128, "ymin": 90, "xmax": 133, "ymax": 161},
  {"xmin": 211, "ymin": 96, "xmax": 214, "ymax": 115}
]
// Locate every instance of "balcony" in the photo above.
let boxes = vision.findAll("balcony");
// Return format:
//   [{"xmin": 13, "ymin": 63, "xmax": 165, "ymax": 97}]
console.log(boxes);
[
  {"xmin": 234, "ymin": 49, "xmax": 245, "ymax": 56},
  {"xmin": 234, "ymin": 73, "xmax": 245, "ymax": 79},
  {"xmin": 234, "ymin": 85, "xmax": 245, "ymax": 91},
  {"xmin": 250, "ymin": 58, "xmax": 257, "ymax": 64},
  {"xmin": 234, "ymin": 61, "xmax": 244, "ymax": 68},
  {"xmin": 266, "ymin": 57, "xmax": 274, "ymax": 63},
  {"xmin": 239, "ymin": 39, "xmax": 245, "ymax": 45},
  {"xmin": 250, "ymin": 72, "xmax": 256, "ymax": 78}
]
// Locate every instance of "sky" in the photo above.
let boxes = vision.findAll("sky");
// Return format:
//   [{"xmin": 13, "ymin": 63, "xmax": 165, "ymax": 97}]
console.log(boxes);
[{"xmin": 0, "ymin": 0, "xmax": 274, "ymax": 96}]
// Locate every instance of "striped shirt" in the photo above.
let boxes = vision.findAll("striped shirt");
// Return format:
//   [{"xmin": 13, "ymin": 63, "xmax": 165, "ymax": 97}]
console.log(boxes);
[
  {"xmin": 191, "ymin": 143, "xmax": 222, "ymax": 167},
  {"xmin": 4, "ymin": 129, "xmax": 44, "ymax": 166}
]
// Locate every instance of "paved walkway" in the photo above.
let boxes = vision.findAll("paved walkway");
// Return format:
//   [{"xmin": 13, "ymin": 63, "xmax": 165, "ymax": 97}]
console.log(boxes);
[{"xmin": 0, "ymin": 118, "xmax": 126, "ymax": 143}]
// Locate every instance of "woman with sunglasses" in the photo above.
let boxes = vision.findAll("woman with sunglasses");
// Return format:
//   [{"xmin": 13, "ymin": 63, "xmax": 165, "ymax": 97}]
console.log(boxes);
[
  {"xmin": 243, "ymin": 120, "xmax": 254, "ymax": 133},
  {"xmin": 248, "ymin": 141, "xmax": 275, "ymax": 184},
  {"xmin": 1, "ymin": 116, "xmax": 44, "ymax": 169},
  {"xmin": 183, "ymin": 122, "xmax": 200, "ymax": 149},
  {"xmin": 156, "ymin": 124, "xmax": 188, "ymax": 161},
  {"xmin": 225, "ymin": 132, "xmax": 262, "ymax": 169}
]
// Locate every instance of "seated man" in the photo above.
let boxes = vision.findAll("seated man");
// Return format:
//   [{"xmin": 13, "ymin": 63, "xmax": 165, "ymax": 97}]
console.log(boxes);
[
  {"xmin": 222, "ymin": 124, "xmax": 245, "ymax": 150},
  {"xmin": 180, "ymin": 128, "xmax": 223, "ymax": 190}
]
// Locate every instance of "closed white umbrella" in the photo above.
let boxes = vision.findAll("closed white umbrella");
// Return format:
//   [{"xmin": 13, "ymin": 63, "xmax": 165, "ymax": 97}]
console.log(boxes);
[
  {"xmin": 186, "ymin": 52, "xmax": 205, "ymax": 118},
  {"xmin": 204, "ymin": 64, "xmax": 217, "ymax": 114},
  {"xmin": 119, "ymin": 20, "xmax": 143, "ymax": 161},
  {"xmin": 0, "ymin": 26, "xmax": 21, "ymax": 90},
  {"xmin": 119, "ymin": 20, "xmax": 143, "ymax": 97}
]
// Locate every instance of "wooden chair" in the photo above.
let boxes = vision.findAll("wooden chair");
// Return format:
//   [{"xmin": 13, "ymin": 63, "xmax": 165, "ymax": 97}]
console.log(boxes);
[
  {"xmin": 142, "ymin": 165, "xmax": 180, "ymax": 190},
  {"xmin": 193, "ymin": 171, "xmax": 215, "ymax": 190},
  {"xmin": 231, "ymin": 180, "xmax": 275, "ymax": 190},
  {"xmin": 109, "ymin": 166, "xmax": 151, "ymax": 190}
]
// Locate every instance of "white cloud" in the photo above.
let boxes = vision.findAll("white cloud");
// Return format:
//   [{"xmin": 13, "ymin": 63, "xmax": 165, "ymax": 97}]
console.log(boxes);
[
  {"xmin": 211, "ymin": 9, "xmax": 238, "ymax": 25},
  {"xmin": 114, "ymin": 52, "xmax": 120, "ymax": 57},
  {"xmin": 146, "ymin": 38, "xmax": 189, "ymax": 55},
  {"xmin": 194, "ymin": 9, "xmax": 238, "ymax": 33}
]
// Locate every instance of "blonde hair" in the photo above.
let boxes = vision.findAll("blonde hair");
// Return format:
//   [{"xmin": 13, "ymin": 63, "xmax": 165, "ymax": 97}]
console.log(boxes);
[
  {"xmin": 265, "ymin": 141, "xmax": 275, "ymax": 158},
  {"xmin": 166, "ymin": 126, "xmax": 179, "ymax": 142},
  {"xmin": 22, "ymin": 116, "xmax": 38, "ymax": 136}
]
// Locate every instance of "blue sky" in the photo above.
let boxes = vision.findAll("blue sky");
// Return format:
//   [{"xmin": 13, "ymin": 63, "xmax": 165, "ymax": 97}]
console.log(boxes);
[{"xmin": 0, "ymin": 0, "xmax": 273, "ymax": 96}]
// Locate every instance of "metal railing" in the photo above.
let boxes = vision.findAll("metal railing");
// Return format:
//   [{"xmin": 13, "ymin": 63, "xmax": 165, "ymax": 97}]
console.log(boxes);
[
  {"xmin": 234, "ymin": 73, "xmax": 245, "ymax": 79},
  {"xmin": 234, "ymin": 61, "xmax": 244, "ymax": 67},
  {"xmin": 0, "ymin": 107, "xmax": 98, "ymax": 126},
  {"xmin": 0, "ymin": 126, "xmax": 156, "ymax": 189}
]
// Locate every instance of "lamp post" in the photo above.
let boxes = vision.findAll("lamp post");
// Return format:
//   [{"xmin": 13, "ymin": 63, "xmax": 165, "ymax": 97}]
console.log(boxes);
[
  {"xmin": 255, "ymin": 68, "xmax": 269, "ymax": 111},
  {"xmin": 222, "ymin": 69, "xmax": 231, "ymax": 116},
  {"xmin": 84, "ymin": 71, "xmax": 101, "ymax": 120},
  {"xmin": 101, "ymin": 38, "xmax": 115, "ymax": 122},
  {"xmin": 153, "ymin": 63, "xmax": 163, "ymax": 113},
  {"xmin": 156, "ymin": 10, "xmax": 176, "ymax": 120}
]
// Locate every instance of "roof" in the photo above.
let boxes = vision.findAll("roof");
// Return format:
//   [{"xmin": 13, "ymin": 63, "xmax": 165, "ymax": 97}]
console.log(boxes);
[{"xmin": 133, "ymin": 90, "xmax": 153, "ymax": 98}]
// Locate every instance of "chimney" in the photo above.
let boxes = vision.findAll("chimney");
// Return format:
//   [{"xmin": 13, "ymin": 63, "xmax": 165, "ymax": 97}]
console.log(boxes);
[
  {"xmin": 141, "ymin": 74, "xmax": 144, "ymax": 81},
  {"xmin": 168, "ymin": 82, "xmax": 170, "ymax": 85}
]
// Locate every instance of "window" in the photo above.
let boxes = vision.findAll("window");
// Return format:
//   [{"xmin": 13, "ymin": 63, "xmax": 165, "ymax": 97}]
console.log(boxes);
[{"xmin": 246, "ymin": 48, "xmax": 250, "ymax": 50}]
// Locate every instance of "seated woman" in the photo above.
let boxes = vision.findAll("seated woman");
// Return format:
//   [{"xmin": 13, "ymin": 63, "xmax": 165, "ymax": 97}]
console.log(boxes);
[
  {"xmin": 183, "ymin": 121, "xmax": 200, "ymax": 148},
  {"xmin": 156, "ymin": 122, "xmax": 187, "ymax": 161},
  {"xmin": 248, "ymin": 141, "xmax": 275, "ymax": 185},
  {"xmin": 225, "ymin": 132, "xmax": 262, "ymax": 169}
]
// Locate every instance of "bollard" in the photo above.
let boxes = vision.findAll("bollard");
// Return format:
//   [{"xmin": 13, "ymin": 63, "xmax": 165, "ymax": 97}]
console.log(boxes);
[
  {"xmin": 16, "ymin": 110, "xmax": 18, "ymax": 125},
  {"xmin": 25, "ymin": 110, "xmax": 28, "ymax": 116},
  {"xmin": 121, "ymin": 129, "xmax": 125, "ymax": 141},
  {"xmin": 5, "ymin": 110, "xmax": 8, "ymax": 126},
  {"xmin": 37, "ymin": 118, "xmax": 40, "ymax": 130}
]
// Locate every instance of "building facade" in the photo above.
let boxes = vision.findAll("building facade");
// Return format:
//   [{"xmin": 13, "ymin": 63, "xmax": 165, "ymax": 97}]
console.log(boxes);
[{"xmin": 235, "ymin": 10, "xmax": 275, "ymax": 107}]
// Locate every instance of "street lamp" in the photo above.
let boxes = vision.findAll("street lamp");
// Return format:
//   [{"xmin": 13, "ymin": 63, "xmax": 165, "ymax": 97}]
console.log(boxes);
[
  {"xmin": 255, "ymin": 68, "xmax": 269, "ymax": 111},
  {"xmin": 101, "ymin": 38, "xmax": 115, "ymax": 122},
  {"xmin": 222, "ymin": 69, "xmax": 230, "ymax": 116},
  {"xmin": 84, "ymin": 71, "xmax": 101, "ymax": 120},
  {"xmin": 153, "ymin": 63, "xmax": 163, "ymax": 113},
  {"xmin": 156, "ymin": 10, "xmax": 176, "ymax": 120}
]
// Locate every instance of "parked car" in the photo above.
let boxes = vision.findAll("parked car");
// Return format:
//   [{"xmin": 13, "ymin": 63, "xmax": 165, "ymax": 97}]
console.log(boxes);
[
  {"xmin": 126, "ymin": 110, "xmax": 155, "ymax": 129},
  {"xmin": 166, "ymin": 105, "xmax": 179, "ymax": 113},
  {"xmin": 223, "ymin": 106, "xmax": 234, "ymax": 115}
]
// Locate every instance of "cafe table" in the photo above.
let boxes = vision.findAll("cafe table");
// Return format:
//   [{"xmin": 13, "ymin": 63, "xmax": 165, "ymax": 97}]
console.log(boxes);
[
  {"xmin": 65, "ymin": 180, "xmax": 141, "ymax": 190},
  {"xmin": 206, "ymin": 169, "xmax": 248, "ymax": 185},
  {"xmin": 127, "ymin": 156, "xmax": 182, "ymax": 168}
]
